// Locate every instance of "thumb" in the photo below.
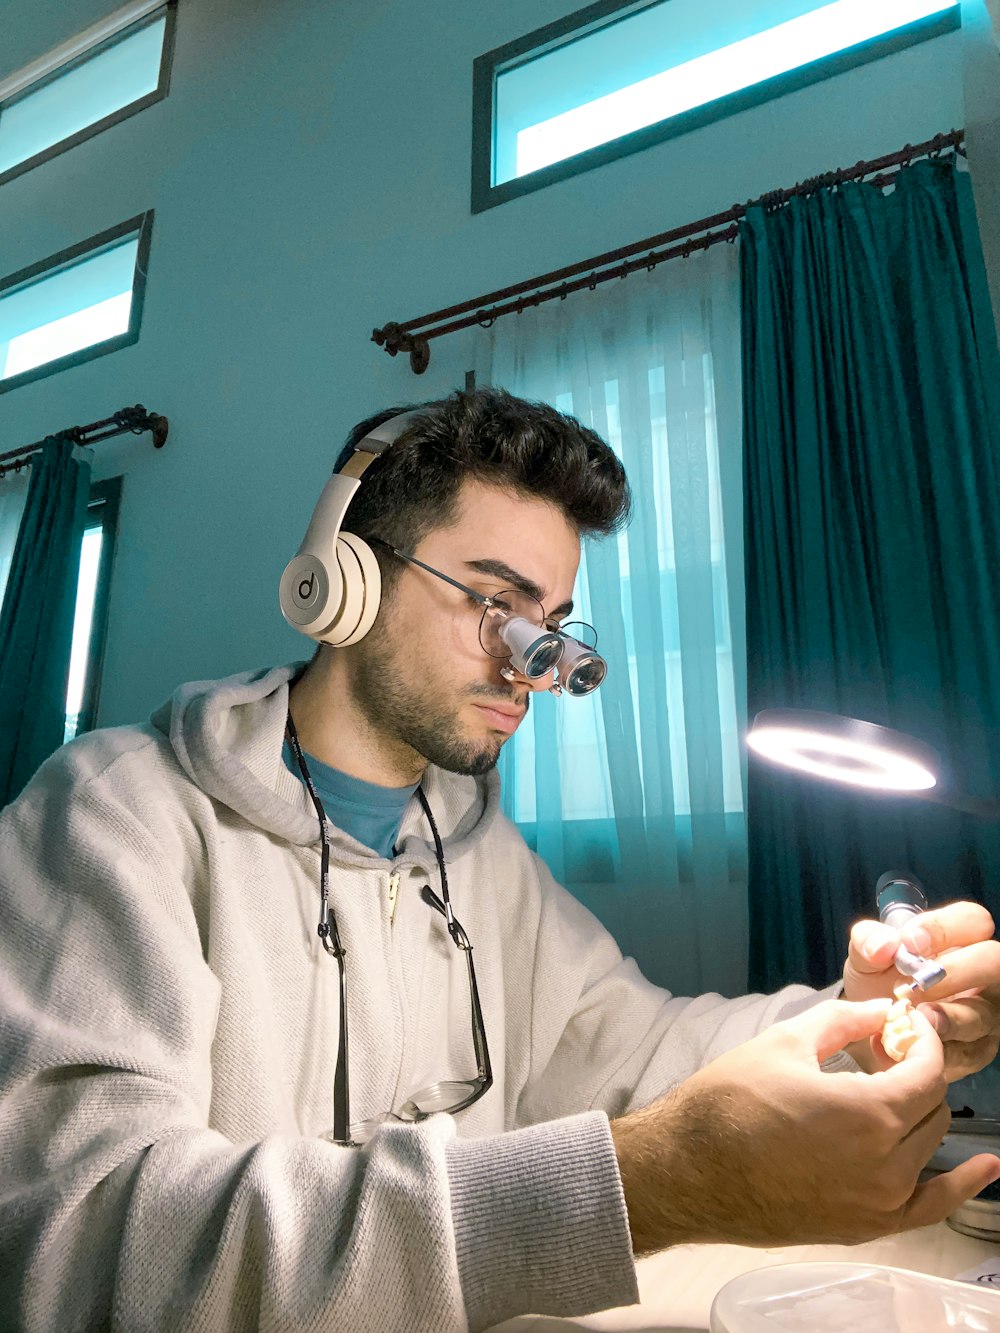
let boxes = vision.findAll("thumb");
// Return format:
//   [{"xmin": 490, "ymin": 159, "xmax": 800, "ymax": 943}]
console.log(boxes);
[{"xmin": 784, "ymin": 997, "xmax": 893, "ymax": 1065}]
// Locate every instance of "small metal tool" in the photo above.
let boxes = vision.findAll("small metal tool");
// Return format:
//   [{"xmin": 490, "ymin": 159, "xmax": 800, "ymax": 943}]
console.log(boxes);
[{"xmin": 876, "ymin": 870, "xmax": 947, "ymax": 991}]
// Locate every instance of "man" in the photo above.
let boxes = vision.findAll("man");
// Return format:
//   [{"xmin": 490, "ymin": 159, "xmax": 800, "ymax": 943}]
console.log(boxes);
[{"xmin": 1, "ymin": 387, "xmax": 999, "ymax": 1333}]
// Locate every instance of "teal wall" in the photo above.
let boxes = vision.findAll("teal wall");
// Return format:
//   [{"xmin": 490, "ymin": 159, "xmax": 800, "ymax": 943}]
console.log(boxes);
[{"xmin": 0, "ymin": 0, "xmax": 964, "ymax": 727}]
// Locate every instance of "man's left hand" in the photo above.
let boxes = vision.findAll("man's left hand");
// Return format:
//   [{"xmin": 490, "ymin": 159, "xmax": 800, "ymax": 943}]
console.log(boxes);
[{"xmin": 843, "ymin": 901, "xmax": 1000, "ymax": 1080}]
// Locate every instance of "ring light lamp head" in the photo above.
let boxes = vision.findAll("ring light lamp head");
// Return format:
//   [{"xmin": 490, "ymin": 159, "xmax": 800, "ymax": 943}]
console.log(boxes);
[
  {"xmin": 279, "ymin": 410, "xmax": 424, "ymax": 646},
  {"xmin": 747, "ymin": 709, "xmax": 940, "ymax": 793}
]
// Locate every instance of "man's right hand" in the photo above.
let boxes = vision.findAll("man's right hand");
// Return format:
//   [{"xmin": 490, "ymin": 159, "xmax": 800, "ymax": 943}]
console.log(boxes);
[{"xmin": 610, "ymin": 997, "xmax": 1000, "ymax": 1254}]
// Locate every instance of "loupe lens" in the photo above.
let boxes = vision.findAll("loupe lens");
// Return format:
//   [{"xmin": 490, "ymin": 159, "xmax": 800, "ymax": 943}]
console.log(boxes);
[
  {"xmin": 562, "ymin": 653, "xmax": 606, "ymax": 695},
  {"xmin": 556, "ymin": 632, "xmax": 607, "ymax": 695},
  {"xmin": 522, "ymin": 635, "xmax": 564, "ymax": 676}
]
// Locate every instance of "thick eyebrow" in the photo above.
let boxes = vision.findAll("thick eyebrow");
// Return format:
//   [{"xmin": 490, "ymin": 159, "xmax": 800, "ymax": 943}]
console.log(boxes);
[{"xmin": 464, "ymin": 557, "xmax": 574, "ymax": 619}]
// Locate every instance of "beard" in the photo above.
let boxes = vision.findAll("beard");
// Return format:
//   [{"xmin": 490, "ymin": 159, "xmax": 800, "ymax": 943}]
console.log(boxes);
[{"xmin": 350, "ymin": 618, "xmax": 525, "ymax": 777}]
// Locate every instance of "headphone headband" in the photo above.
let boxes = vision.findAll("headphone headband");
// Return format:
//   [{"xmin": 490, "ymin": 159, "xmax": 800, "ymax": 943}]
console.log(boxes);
[{"xmin": 337, "ymin": 410, "xmax": 425, "ymax": 480}]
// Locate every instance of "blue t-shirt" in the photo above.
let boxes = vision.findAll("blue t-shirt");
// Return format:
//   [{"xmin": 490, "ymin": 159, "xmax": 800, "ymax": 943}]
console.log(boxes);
[{"xmin": 282, "ymin": 741, "xmax": 418, "ymax": 859}]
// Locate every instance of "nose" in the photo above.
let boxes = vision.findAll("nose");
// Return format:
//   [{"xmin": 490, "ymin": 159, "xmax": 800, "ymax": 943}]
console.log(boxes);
[{"xmin": 500, "ymin": 662, "xmax": 555, "ymax": 693}]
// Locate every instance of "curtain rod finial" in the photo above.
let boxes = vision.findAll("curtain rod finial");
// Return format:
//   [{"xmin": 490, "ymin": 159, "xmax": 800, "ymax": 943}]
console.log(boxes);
[{"xmin": 150, "ymin": 414, "xmax": 168, "ymax": 448}]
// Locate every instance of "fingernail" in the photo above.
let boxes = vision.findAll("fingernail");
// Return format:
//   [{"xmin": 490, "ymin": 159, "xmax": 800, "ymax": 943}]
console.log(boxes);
[
  {"xmin": 862, "ymin": 926, "xmax": 898, "ymax": 960},
  {"xmin": 903, "ymin": 924, "xmax": 932, "ymax": 955}
]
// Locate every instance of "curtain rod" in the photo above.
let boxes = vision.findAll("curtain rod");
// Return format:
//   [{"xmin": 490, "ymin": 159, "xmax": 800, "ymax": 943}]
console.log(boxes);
[
  {"xmin": 0, "ymin": 403, "xmax": 169, "ymax": 478},
  {"xmin": 372, "ymin": 128, "xmax": 965, "ymax": 374}
]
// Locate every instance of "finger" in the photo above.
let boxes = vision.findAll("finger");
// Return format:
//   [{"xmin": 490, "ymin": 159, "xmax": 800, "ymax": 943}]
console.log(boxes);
[
  {"xmin": 900, "ymin": 901, "xmax": 996, "ymax": 958},
  {"xmin": 920, "ymin": 992, "xmax": 996, "ymax": 1044},
  {"xmin": 898, "ymin": 1098, "xmax": 951, "ymax": 1156},
  {"xmin": 866, "ymin": 1033, "xmax": 898, "ymax": 1073},
  {"xmin": 899, "ymin": 1154, "xmax": 1000, "ymax": 1231},
  {"xmin": 875, "ymin": 1008, "xmax": 947, "ymax": 1113},
  {"xmin": 942, "ymin": 1035, "xmax": 1000, "ymax": 1082},
  {"xmin": 848, "ymin": 919, "xmax": 903, "ymax": 976},
  {"xmin": 785, "ymin": 997, "xmax": 892, "ymax": 1064},
  {"xmin": 911, "ymin": 940, "xmax": 1000, "ymax": 1001}
]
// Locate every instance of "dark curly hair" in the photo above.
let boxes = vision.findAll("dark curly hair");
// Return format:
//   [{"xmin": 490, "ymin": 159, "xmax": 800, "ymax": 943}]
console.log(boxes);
[{"xmin": 334, "ymin": 386, "xmax": 631, "ymax": 595}]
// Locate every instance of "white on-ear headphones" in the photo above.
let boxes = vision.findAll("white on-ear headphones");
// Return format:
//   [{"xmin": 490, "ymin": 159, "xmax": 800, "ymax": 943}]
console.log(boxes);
[{"xmin": 279, "ymin": 411, "xmax": 423, "ymax": 645}]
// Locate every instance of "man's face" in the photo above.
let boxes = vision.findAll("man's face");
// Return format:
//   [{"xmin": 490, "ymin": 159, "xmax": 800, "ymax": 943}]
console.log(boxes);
[{"xmin": 352, "ymin": 479, "xmax": 581, "ymax": 777}]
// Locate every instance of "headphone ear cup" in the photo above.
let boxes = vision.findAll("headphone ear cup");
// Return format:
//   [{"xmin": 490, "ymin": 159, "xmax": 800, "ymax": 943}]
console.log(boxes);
[
  {"xmin": 279, "ymin": 551, "xmax": 345, "ymax": 640},
  {"xmin": 318, "ymin": 532, "xmax": 382, "ymax": 646}
]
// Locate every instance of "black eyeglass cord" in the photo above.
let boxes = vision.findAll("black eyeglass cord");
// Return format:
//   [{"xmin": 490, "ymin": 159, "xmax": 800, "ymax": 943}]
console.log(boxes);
[
  {"xmin": 416, "ymin": 787, "xmax": 472, "ymax": 952},
  {"xmin": 283, "ymin": 706, "xmax": 461, "ymax": 1143},
  {"xmin": 285, "ymin": 708, "xmax": 353, "ymax": 1142},
  {"xmin": 285, "ymin": 709, "xmax": 342, "ymax": 957}
]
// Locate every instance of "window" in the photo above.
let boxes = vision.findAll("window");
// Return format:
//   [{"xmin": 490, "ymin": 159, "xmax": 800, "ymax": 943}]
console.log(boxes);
[
  {"xmin": 65, "ymin": 478, "xmax": 122, "ymax": 742},
  {"xmin": 0, "ymin": 0, "xmax": 175, "ymax": 186},
  {"xmin": 0, "ymin": 212, "xmax": 153, "ymax": 394},
  {"xmin": 472, "ymin": 0, "xmax": 960, "ymax": 210}
]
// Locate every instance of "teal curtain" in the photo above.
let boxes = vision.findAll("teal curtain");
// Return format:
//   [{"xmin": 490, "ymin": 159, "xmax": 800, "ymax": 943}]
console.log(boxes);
[
  {"xmin": 0, "ymin": 435, "xmax": 91, "ymax": 806},
  {"xmin": 476, "ymin": 242, "xmax": 749, "ymax": 997},
  {"xmin": 742, "ymin": 158, "xmax": 1000, "ymax": 989}
]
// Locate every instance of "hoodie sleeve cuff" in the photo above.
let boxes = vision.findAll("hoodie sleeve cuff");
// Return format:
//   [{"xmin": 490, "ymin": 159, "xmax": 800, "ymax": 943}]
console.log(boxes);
[
  {"xmin": 445, "ymin": 1111, "xmax": 638, "ymax": 1332},
  {"xmin": 822, "ymin": 1049, "xmax": 862, "ymax": 1072}
]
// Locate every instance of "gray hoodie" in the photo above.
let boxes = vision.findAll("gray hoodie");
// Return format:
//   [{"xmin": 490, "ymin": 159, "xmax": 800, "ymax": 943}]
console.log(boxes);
[{"xmin": 0, "ymin": 662, "xmax": 826, "ymax": 1332}]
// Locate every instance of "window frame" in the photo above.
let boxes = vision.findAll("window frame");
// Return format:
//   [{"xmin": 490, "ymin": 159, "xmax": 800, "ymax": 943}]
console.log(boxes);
[
  {"xmin": 0, "ymin": 210, "xmax": 154, "ymax": 396},
  {"xmin": 0, "ymin": 0, "xmax": 177, "ymax": 189},
  {"xmin": 471, "ymin": 0, "xmax": 960, "ymax": 213},
  {"xmin": 69, "ymin": 475, "xmax": 122, "ymax": 739}
]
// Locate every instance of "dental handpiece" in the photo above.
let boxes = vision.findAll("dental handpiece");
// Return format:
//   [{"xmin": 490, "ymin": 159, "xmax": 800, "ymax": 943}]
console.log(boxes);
[{"xmin": 875, "ymin": 871, "xmax": 947, "ymax": 992}]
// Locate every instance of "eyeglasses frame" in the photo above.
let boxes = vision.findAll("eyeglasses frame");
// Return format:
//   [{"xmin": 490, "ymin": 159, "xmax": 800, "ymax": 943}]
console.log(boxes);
[{"xmin": 370, "ymin": 537, "xmax": 598, "ymax": 678}]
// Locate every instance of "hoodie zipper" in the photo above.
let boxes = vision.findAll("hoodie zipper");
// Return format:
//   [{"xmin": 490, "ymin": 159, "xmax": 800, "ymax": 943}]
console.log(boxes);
[{"xmin": 387, "ymin": 870, "xmax": 401, "ymax": 925}]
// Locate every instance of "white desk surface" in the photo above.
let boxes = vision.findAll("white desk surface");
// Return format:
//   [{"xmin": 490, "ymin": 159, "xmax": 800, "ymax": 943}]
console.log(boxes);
[{"xmin": 492, "ymin": 1224, "xmax": 1000, "ymax": 1332}]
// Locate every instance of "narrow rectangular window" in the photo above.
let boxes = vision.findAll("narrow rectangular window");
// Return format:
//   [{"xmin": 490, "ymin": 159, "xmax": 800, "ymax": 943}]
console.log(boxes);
[
  {"xmin": 0, "ymin": 213, "xmax": 153, "ymax": 394},
  {"xmin": 0, "ymin": 0, "xmax": 175, "ymax": 186},
  {"xmin": 473, "ymin": 0, "xmax": 960, "ymax": 211},
  {"xmin": 65, "ymin": 478, "xmax": 122, "ymax": 742}
]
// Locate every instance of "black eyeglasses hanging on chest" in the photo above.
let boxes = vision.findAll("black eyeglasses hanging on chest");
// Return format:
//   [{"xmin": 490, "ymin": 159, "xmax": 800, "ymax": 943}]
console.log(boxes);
[{"xmin": 285, "ymin": 709, "xmax": 493, "ymax": 1146}]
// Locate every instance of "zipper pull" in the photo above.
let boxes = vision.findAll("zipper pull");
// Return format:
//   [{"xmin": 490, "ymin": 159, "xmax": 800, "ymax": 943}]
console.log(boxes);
[{"xmin": 388, "ymin": 870, "xmax": 401, "ymax": 925}]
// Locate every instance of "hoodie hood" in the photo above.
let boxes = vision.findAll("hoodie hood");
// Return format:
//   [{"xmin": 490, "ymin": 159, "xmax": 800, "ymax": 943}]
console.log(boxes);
[{"xmin": 149, "ymin": 661, "xmax": 500, "ymax": 870}]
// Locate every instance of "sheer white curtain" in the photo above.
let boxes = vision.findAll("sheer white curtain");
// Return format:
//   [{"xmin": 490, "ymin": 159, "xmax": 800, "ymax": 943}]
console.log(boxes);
[
  {"xmin": 0, "ymin": 465, "xmax": 30, "ymax": 611},
  {"xmin": 474, "ymin": 242, "xmax": 748, "ymax": 996},
  {"xmin": 964, "ymin": 0, "xmax": 1000, "ymax": 329}
]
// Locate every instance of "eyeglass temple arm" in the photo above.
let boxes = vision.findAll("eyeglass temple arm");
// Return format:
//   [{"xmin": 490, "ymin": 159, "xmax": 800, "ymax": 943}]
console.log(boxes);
[
  {"xmin": 465, "ymin": 949, "xmax": 492, "ymax": 1084},
  {"xmin": 421, "ymin": 885, "xmax": 492, "ymax": 1085},
  {"xmin": 369, "ymin": 539, "xmax": 493, "ymax": 607}
]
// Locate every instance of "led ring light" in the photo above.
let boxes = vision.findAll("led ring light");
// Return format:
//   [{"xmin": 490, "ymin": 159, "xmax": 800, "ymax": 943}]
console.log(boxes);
[{"xmin": 747, "ymin": 709, "xmax": 940, "ymax": 793}]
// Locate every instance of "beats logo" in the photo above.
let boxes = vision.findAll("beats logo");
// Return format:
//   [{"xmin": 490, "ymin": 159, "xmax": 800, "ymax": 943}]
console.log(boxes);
[{"xmin": 297, "ymin": 572, "xmax": 315, "ymax": 605}]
